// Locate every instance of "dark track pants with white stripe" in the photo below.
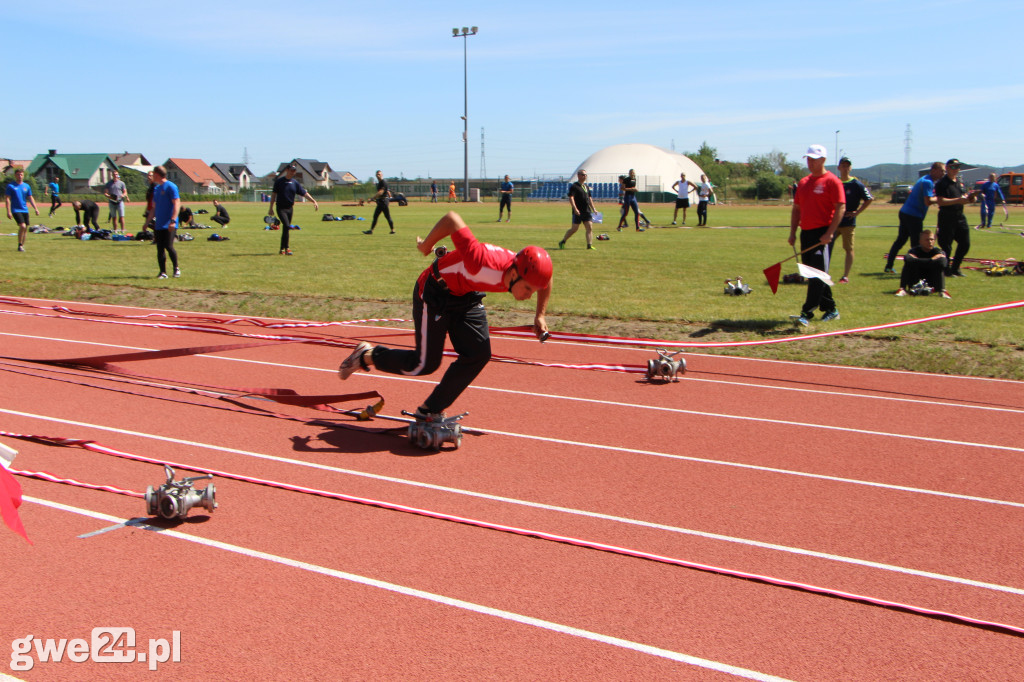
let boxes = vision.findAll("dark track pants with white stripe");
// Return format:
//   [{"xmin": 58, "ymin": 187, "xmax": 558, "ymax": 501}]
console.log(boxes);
[
  {"xmin": 371, "ymin": 277, "xmax": 492, "ymax": 413},
  {"xmin": 800, "ymin": 225, "xmax": 836, "ymax": 317}
]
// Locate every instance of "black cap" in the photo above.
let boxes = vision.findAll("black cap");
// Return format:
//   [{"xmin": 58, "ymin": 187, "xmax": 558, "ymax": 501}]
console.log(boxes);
[
  {"xmin": 946, "ymin": 158, "xmax": 962, "ymax": 167},
  {"xmin": 838, "ymin": 157, "xmax": 851, "ymax": 165}
]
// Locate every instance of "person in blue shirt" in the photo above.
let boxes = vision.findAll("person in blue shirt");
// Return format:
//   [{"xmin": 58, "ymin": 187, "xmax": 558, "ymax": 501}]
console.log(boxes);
[
  {"xmin": 150, "ymin": 165, "xmax": 181, "ymax": 279},
  {"xmin": 497, "ymin": 175, "xmax": 514, "ymax": 222},
  {"xmin": 977, "ymin": 173, "xmax": 1007, "ymax": 229},
  {"xmin": 45, "ymin": 177, "xmax": 62, "ymax": 217},
  {"xmin": 4, "ymin": 168, "xmax": 39, "ymax": 252},
  {"xmin": 885, "ymin": 162, "xmax": 943, "ymax": 274}
]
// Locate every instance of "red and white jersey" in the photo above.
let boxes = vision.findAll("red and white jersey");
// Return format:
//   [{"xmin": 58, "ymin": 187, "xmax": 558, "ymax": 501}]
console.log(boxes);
[{"xmin": 417, "ymin": 227, "xmax": 514, "ymax": 296}]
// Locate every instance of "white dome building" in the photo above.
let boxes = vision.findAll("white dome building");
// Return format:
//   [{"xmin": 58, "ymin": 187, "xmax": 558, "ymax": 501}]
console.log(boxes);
[{"xmin": 571, "ymin": 143, "xmax": 707, "ymax": 198}]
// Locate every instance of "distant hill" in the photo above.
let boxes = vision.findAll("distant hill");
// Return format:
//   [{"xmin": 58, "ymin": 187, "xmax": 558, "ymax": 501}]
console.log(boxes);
[{"xmin": 831, "ymin": 162, "xmax": 1024, "ymax": 186}]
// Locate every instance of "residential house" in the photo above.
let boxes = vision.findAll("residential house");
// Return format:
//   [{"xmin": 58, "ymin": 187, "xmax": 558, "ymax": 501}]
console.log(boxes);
[
  {"xmin": 330, "ymin": 170, "xmax": 359, "ymax": 185},
  {"xmin": 2, "ymin": 158, "xmax": 34, "ymax": 175},
  {"xmin": 111, "ymin": 152, "xmax": 154, "ymax": 175},
  {"xmin": 211, "ymin": 163, "xmax": 257, "ymax": 193},
  {"xmin": 274, "ymin": 158, "xmax": 336, "ymax": 189},
  {"xmin": 163, "ymin": 158, "xmax": 224, "ymax": 194},
  {"xmin": 26, "ymin": 150, "xmax": 119, "ymax": 193}
]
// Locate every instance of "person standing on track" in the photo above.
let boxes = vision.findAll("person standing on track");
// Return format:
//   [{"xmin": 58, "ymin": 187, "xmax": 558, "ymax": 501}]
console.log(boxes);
[
  {"xmin": 269, "ymin": 164, "xmax": 318, "ymax": 255},
  {"xmin": 835, "ymin": 157, "xmax": 874, "ymax": 283},
  {"xmin": 789, "ymin": 144, "xmax": 845, "ymax": 326},
  {"xmin": 497, "ymin": 174, "xmax": 514, "ymax": 222},
  {"xmin": 150, "ymin": 165, "xmax": 181, "ymax": 279},
  {"xmin": 337, "ymin": 211, "xmax": 552, "ymax": 422},
  {"xmin": 885, "ymin": 162, "xmax": 943, "ymax": 274},
  {"xmin": 364, "ymin": 170, "xmax": 394, "ymax": 235},
  {"xmin": 559, "ymin": 169, "xmax": 597, "ymax": 250}
]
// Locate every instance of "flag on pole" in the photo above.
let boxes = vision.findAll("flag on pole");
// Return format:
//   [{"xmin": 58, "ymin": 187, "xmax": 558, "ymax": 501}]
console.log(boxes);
[
  {"xmin": 763, "ymin": 262, "xmax": 782, "ymax": 294},
  {"xmin": 0, "ymin": 466, "xmax": 31, "ymax": 544},
  {"xmin": 796, "ymin": 263, "xmax": 835, "ymax": 286},
  {"xmin": 0, "ymin": 441, "xmax": 31, "ymax": 544}
]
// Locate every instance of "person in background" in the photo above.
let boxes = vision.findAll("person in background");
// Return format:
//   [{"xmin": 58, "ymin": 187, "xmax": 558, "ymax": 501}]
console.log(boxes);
[
  {"xmin": 894, "ymin": 229, "xmax": 950, "ymax": 298},
  {"xmin": 103, "ymin": 170, "xmax": 128, "ymax": 234},
  {"xmin": 834, "ymin": 157, "xmax": 874, "ymax": 283},
  {"xmin": 696, "ymin": 173, "xmax": 716, "ymax": 227},
  {"xmin": 72, "ymin": 199, "xmax": 101, "ymax": 232},
  {"xmin": 45, "ymin": 176, "xmax": 62, "ymax": 217},
  {"xmin": 885, "ymin": 162, "xmax": 943, "ymax": 274},
  {"xmin": 559, "ymin": 169, "xmax": 597, "ymax": 250},
  {"xmin": 977, "ymin": 172, "xmax": 1007, "ymax": 229},
  {"xmin": 934, "ymin": 158, "xmax": 976, "ymax": 278},
  {"xmin": 150, "ymin": 165, "xmax": 181, "ymax": 279},
  {"xmin": 497, "ymin": 174, "xmax": 514, "ymax": 222},
  {"xmin": 211, "ymin": 199, "xmax": 230, "ymax": 227},
  {"xmin": 789, "ymin": 144, "xmax": 845, "ymax": 326},
  {"xmin": 671, "ymin": 173, "xmax": 697, "ymax": 225},
  {"xmin": 4, "ymin": 167, "xmax": 39, "ymax": 252},
  {"xmin": 269, "ymin": 163, "xmax": 318, "ymax": 255}
]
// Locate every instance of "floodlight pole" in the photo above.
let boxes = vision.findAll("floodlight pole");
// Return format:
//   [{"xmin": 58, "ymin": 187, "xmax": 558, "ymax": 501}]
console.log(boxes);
[{"xmin": 453, "ymin": 26, "xmax": 478, "ymax": 203}]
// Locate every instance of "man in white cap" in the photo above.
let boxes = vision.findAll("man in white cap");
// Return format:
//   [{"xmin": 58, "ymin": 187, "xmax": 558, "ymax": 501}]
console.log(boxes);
[{"xmin": 788, "ymin": 144, "xmax": 845, "ymax": 326}]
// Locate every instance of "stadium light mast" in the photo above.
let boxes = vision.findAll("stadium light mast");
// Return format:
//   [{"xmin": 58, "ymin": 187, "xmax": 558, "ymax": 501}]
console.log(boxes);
[{"xmin": 453, "ymin": 26, "xmax": 478, "ymax": 202}]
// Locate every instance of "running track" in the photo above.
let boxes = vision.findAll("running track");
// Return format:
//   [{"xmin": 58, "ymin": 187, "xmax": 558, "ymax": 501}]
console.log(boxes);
[{"xmin": 1, "ymin": 295, "xmax": 1023, "ymax": 681}]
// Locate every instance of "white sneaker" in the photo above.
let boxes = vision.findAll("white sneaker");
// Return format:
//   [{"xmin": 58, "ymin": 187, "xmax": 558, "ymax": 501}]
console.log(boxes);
[
  {"xmin": 173, "ymin": 267, "xmax": 181, "ymax": 278},
  {"xmin": 338, "ymin": 341, "xmax": 372, "ymax": 380}
]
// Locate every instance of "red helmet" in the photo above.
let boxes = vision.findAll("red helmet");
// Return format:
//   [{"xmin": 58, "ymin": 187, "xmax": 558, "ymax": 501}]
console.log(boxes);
[{"xmin": 513, "ymin": 246, "xmax": 552, "ymax": 288}]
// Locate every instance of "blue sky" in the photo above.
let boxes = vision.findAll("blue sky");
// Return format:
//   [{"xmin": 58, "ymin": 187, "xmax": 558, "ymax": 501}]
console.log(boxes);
[{"xmin": 7, "ymin": 0, "xmax": 1022, "ymax": 180}]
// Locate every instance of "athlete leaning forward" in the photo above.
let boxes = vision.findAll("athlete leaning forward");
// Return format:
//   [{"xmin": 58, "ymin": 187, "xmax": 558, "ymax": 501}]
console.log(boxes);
[{"xmin": 338, "ymin": 210, "xmax": 553, "ymax": 426}]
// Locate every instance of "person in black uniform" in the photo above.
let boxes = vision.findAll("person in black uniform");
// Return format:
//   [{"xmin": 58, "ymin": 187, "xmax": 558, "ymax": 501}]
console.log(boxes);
[
  {"xmin": 72, "ymin": 199, "xmax": 101, "ymax": 231},
  {"xmin": 269, "ymin": 164, "xmax": 318, "ymax": 255},
  {"xmin": 934, "ymin": 158, "xmax": 977, "ymax": 278},
  {"xmin": 211, "ymin": 200, "xmax": 230, "ymax": 227},
  {"xmin": 558, "ymin": 169, "xmax": 597, "ymax": 250},
  {"xmin": 364, "ymin": 170, "xmax": 394, "ymax": 234}
]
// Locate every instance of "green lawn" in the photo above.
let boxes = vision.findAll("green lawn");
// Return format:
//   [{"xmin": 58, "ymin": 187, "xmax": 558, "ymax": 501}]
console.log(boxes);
[{"xmin": 3, "ymin": 198, "xmax": 1023, "ymax": 378}]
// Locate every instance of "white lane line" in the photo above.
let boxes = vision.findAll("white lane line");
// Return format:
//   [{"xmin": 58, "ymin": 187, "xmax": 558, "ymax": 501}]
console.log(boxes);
[
  {"xmin": 5, "ymin": 407, "xmax": 1023, "ymax": 597},
  {"xmin": 6, "ymin": 294, "xmax": 1022, "ymax": 387},
  {"xmin": 4, "ymin": 331, "xmax": 1024, "ymax": 429},
  {"xmin": 26, "ymin": 496, "xmax": 792, "ymax": 682}
]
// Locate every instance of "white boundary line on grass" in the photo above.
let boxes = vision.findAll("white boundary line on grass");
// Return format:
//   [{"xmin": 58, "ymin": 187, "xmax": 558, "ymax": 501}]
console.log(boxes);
[
  {"xmin": 4, "ymin": 407, "xmax": 1024, "ymax": 597},
  {"xmin": 24, "ymin": 495, "xmax": 792, "ymax": 682}
]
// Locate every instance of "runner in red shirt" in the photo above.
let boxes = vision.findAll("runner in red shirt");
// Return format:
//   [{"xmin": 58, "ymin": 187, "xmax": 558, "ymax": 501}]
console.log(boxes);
[
  {"xmin": 789, "ymin": 144, "xmax": 845, "ymax": 326},
  {"xmin": 338, "ymin": 211, "xmax": 552, "ymax": 420}
]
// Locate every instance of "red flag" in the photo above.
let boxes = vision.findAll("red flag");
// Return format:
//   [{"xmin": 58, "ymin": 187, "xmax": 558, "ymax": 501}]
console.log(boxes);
[
  {"xmin": 763, "ymin": 262, "xmax": 782, "ymax": 294},
  {"xmin": 0, "ymin": 466, "xmax": 32, "ymax": 544}
]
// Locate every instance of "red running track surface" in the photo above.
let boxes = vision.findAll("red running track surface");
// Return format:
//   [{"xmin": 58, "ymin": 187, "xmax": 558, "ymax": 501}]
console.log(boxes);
[{"xmin": 2, "ymin": 295, "xmax": 1023, "ymax": 681}]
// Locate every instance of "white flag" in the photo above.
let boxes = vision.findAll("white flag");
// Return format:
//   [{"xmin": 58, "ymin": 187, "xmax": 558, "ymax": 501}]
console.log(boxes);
[{"xmin": 797, "ymin": 263, "xmax": 834, "ymax": 286}]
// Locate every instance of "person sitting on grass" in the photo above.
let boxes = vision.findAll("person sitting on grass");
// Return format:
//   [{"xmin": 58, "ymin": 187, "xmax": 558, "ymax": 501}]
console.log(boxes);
[
  {"xmin": 337, "ymin": 211, "xmax": 552, "ymax": 423},
  {"xmin": 895, "ymin": 229, "xmax": 950, "ymax": 299}
]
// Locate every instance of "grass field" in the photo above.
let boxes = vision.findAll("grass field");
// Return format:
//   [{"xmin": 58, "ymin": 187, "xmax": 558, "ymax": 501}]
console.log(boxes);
[{"xmin": 3, "ymin": 198, "xmax": 1023, "ymax": 379}]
